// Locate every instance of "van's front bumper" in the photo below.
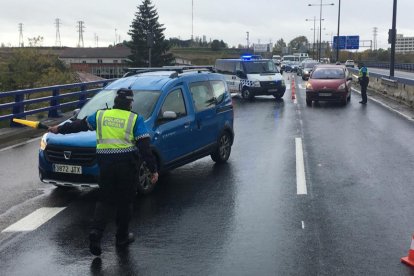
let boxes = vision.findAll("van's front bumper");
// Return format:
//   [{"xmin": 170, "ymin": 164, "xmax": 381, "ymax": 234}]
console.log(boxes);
[
  {"xmin": 38, "ymin": 149, "xmax": 99, "ymax": 188},
  {"xmin": 250, "ymin": 81, "xmax": 286, "ymax": 97}
]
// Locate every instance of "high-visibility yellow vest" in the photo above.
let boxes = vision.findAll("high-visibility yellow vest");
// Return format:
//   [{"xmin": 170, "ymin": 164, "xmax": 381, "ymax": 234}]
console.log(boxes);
[{"xmin": 95, "ymin": 109, "xmax": 138, "ymax": 154}]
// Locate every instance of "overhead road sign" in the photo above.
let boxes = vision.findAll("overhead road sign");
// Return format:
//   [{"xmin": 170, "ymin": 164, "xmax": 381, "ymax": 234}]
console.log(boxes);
[
  {"xmin": 333, "ymin": 35, "xmax": 360, "ymax": 50},
  {"xmin": 346, "ymin": 36, "xmax": 360, "ymax": 49},
  {"xmin": 333, "ymin": 36, "xmax": 346, "ymax": 49}
]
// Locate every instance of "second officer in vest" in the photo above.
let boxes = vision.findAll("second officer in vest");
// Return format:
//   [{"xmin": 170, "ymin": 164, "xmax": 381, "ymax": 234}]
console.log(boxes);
[
  {"xmin": 358, "ymin": 63, "xmax": 370, "ymax": 104},
  {"xmin": 48, "ymin": 88, "xmax": 158, "ymax": 256}
]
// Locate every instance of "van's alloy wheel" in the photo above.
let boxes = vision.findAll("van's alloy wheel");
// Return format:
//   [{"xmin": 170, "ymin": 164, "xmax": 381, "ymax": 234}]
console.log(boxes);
[
  {"xmin": 241, "ymin": 88, "xmax": 253, "ymax": 100},
  {"xmin": 211, "ymin": 132, "xmax": 231, "ymax": 163},
  {"xmin": 136, "ymin": 160, "xmax": 156, "ymax": 194}
]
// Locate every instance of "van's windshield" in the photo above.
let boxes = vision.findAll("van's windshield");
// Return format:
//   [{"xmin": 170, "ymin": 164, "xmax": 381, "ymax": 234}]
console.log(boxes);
[
  {"xmin": 243, "ymin": 60, "xmax": 279, "ymax": 74},
  {"xmin": 76, "ymin": 89, "xmax": 160, "ymax": 120}
]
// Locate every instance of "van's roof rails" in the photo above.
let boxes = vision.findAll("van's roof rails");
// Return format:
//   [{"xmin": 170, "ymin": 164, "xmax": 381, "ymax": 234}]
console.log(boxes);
[{"xmin": 123, "ymin": 66, "xmax": 215, "ymax": 78}]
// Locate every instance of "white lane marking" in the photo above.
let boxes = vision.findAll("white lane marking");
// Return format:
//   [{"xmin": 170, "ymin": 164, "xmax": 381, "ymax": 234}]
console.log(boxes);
[
  {"xmin": 298, "ymin": 84, "xmax": 305, "ymax": 90},
  {"xmin": 2, "ymin": 207, "xmax": 65, "ymax": 232},
  {"xmin": 301, "ymin": 221, "xmax": 305, "ymax": 229},
  {"xmin": 295, "ymin": 137, "xmax": 307, "ymax": 195},
  {"xmin": 0, "ymin": 136, "xmax": 41, "ymax": 152}
]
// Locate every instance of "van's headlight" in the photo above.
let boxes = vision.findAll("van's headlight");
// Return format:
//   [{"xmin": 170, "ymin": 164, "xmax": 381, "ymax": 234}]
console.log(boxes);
[
  {"xmin": 252, "ymin": 81, "xmax": 261, "ymax": 87},
  {"xmin": 40, "ymin": 134, "xmax": 48, "ymax": 150},
  {"xmin": 338, "ymin": 83, "xmax": 346, "ymax": 91},
  {"xmin": 306, "ymin": 82, "xmax": 313, "ymax": 90}
]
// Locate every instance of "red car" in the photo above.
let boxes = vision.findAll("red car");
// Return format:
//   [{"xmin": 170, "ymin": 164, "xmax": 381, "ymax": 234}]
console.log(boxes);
[{"xmin": 305, "ymin": 64, "xmax": 352, "ymax": 106}]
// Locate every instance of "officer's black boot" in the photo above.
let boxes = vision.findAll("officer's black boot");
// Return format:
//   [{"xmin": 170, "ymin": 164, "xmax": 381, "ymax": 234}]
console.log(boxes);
[{"xmin": 89, "ymin": 201, "xmax": 109, "ymax": 256}]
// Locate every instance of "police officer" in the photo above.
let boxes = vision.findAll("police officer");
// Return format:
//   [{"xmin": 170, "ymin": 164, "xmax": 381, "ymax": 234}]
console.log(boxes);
[
  {"xmin": 358, "ymin": 62, "xmax": 369, "ymax": 104},
  {"xmin": 48, "ymin": 88, "xmax": 158, "ymax": 256}
]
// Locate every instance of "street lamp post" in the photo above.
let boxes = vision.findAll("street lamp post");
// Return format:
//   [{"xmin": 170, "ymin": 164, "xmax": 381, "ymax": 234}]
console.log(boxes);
[
  {"xmin": 390, "ymin": 0, "xmax": 397, "ymax": 78},
  {"xmin": 309, "ymin": 1, "xmax": 334, "ymax": 62},
  {"xmin": 336, "ymin": 0, "xmax": 341, "ymax": 62},
  {"xmin": 306, "ymin": 17, "xmax": 324, "ymax": 60}
]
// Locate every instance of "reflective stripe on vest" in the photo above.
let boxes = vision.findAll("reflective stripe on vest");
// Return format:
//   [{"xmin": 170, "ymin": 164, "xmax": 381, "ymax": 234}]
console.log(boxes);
[
  {"xmin": 359, "ymin": 67, "xmax": 369, "ymax": 77},
  {"xmin": 96, "ymin": 109, "xmax": 137, "ymax": 152}
]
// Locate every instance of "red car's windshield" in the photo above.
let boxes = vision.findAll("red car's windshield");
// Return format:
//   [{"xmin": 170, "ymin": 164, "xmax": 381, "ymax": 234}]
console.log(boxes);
[{"xmin": 311, "ymin": 68, "xmax": 345, "ymax": 79}]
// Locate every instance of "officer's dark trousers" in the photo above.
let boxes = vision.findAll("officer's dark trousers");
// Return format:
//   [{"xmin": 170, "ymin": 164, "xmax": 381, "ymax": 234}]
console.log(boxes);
[
  {"xmin": 91, "ymin": 160, "xmax": 137, "ymax": 239},
  {"xmin": 361, "ymin": 84, "xmax": 368, "ymax": 103},
  {"xmin": 360, "ymin": 79, "xmax": 369, "ymax": 103}
]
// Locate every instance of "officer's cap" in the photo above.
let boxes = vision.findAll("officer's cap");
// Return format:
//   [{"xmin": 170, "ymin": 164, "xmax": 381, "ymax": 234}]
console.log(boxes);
[{"xmin": 116, "ymin": 88, "xmax": 134, "ymax": 101}]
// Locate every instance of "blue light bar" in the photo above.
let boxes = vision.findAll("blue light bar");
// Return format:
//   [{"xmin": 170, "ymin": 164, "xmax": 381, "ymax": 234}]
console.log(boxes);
[{"xmin": 241, "ymin": 55, "xmax": 262, "ymax": 61}]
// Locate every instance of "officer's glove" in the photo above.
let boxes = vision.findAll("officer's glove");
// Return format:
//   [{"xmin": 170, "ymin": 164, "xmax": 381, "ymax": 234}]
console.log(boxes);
[{"xmin": 150, "ymin": 172, "xmax": 159, "ymax": 184}]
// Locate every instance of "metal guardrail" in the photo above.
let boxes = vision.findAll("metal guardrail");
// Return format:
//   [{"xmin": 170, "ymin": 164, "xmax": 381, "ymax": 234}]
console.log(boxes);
[
  {"xmin": 348, "ymin": 68, "xmax": 414, "ymax": 86},
  {"xmin": 0, "ymin": 79, "xmax": 116, "ymax": 126},
  {"xmin": 363, "ymin": 62, "xmax": 414, "ymax": 72}
]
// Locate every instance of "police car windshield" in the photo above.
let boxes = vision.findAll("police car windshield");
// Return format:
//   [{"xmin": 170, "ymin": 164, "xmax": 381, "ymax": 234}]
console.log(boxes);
[
  {"xmin": 243, "ymin": 60, "xmax": 279, "ymax": 74},
  {"xmin": 77, "ymin": 89, "xmax": 160, "ymax": 120}
]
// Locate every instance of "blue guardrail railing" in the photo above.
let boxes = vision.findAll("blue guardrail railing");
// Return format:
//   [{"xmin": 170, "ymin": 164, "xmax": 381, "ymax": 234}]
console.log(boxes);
[{"xmin": 0, "ymin": 79, "xmax": 117, "ymax": 127}]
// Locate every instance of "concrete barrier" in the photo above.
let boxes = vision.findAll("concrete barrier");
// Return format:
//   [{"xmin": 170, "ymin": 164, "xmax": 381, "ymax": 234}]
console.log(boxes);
[{"xmin": 350, "ymin": 68, "xmax": 414, "ymax": 108}]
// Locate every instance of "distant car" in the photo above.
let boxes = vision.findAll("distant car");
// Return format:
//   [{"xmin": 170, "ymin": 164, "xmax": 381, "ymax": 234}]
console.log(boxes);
[
  {"xmin": 281, "ymin": 61, "xmax": 293, "ymax": 73},
  {"xmin": 290, "ymin": 61, "xmax": 301, "ymax": 73},
  {"xmin": 305, "ymin": 64, "xmax": 353, "ymax": 106},
  {"xmin": 39, "ymin": 67, "xmax": 235, "ymax": 194},
  {"xmin": 345, "ymin": 60, "xmax": 355, "ymax": 68},
  {"xmin": 301, "ymin": 61, "xmax": 319, "ymax": 80}
]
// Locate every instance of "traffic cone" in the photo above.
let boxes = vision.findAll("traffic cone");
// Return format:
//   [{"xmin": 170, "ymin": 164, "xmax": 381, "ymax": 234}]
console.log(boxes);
[{"xmin": 401, "ymin": 234, "xmax": 414, "ymax": 266}]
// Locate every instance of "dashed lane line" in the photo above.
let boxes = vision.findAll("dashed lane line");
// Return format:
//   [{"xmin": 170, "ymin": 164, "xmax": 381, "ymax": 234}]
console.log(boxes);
[
  {"xmin": 295, "ymin": 137, "xmax": 307, "ymax": 195},
  {"xmin": 2, "ymin": 207, "xmax": 66, "ymax": 232}
]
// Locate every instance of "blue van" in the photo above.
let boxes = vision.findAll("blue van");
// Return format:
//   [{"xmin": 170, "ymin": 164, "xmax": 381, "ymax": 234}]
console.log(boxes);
[{"xmin": 38, "ymin": 68, "xmax": 234, "ymax": 194}]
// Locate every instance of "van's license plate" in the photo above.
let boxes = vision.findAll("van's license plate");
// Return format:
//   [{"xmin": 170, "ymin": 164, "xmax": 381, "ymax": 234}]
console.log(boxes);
[
  {"xmin": 53, "ymin": 164, "xmax": 82, "ymax": 174},
  {"xmin": 319, "ymin": 93, "xmax": 332, "ymax": 96}
]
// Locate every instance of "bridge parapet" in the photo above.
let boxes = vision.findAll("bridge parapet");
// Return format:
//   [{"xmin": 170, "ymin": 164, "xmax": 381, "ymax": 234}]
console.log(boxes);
[{"xmin": 0, "ymin": 79, "xmax": 116, "ymax": 127}]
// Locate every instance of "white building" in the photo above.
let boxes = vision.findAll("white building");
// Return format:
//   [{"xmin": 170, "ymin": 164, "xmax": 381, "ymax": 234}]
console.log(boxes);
[{"xmin": 395, "ymin": 34, "xmax": 414, "ymax": 53}]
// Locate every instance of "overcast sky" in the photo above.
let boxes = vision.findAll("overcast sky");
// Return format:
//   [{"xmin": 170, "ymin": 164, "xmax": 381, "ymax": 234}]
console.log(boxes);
[{"xmin": 1, "ymin": 0, "xmax": 413, "ymax": 50}]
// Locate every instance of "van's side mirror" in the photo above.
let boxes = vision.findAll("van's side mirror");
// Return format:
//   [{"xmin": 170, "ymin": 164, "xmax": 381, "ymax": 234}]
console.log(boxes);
[{"xmin": 162, "ymin": 111, "xmax": 177, "ymax": 120}]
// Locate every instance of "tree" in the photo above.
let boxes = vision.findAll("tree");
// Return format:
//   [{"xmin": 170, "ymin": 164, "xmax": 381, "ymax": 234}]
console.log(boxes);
[
  {"xmin": 273, "ymin": 38, "xmax": 286, "ymax": 55},
  {"xmin": 211, "ymin": 40, "xmax": 223, "ymax": 51},
  {"xmin": 128, "ymin": 0, "xmax": 174, "ymax": 67},
  {"xmin": 288, "ymin": 36, "xmax": 309, "ymax": 52},
  {"xmin": 0, "ymin": 48, "xmax": 74, "ymax": 91}
]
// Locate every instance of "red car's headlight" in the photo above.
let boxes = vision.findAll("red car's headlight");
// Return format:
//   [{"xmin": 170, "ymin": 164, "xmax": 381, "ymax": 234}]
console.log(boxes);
[{"xmin": 337, "ymin": 83, "xmax": 346, "ymax": 91}]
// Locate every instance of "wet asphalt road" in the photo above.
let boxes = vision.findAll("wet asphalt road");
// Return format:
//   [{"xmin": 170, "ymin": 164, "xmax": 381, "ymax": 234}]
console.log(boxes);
[{"xmin": 0, "ymin": 73, "xmax": 414, "ymax": 275}]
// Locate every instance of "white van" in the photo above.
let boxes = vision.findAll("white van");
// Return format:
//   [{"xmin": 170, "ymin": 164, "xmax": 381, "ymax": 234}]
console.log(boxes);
[
  {"xmin": 272, "ymin": 55, "xmax": 281, "ymax": 65},
  {"xmin": 215, "ymin": 56, "xmax": 286, "ymax": 100}
]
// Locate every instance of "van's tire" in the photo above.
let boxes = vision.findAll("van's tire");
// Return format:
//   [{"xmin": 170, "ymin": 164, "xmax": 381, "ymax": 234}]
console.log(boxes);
[
  {"xmin": 273, "ymin": 94, "xmax": 283, "ymax": 100},
  {"xmin": 136, "ymin": 159, "xmax": 157, "ymax": 194},
  {"xmin": 241, "ymin": 88, "xmax": 254, "ymax": 101},
  {"xmin": 306, "ymin": 97, "xmax": 312, "ymax": 106},
  {"xmin": 211, "ymin": 132, "xmax": 232, "ymax": 163}
]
